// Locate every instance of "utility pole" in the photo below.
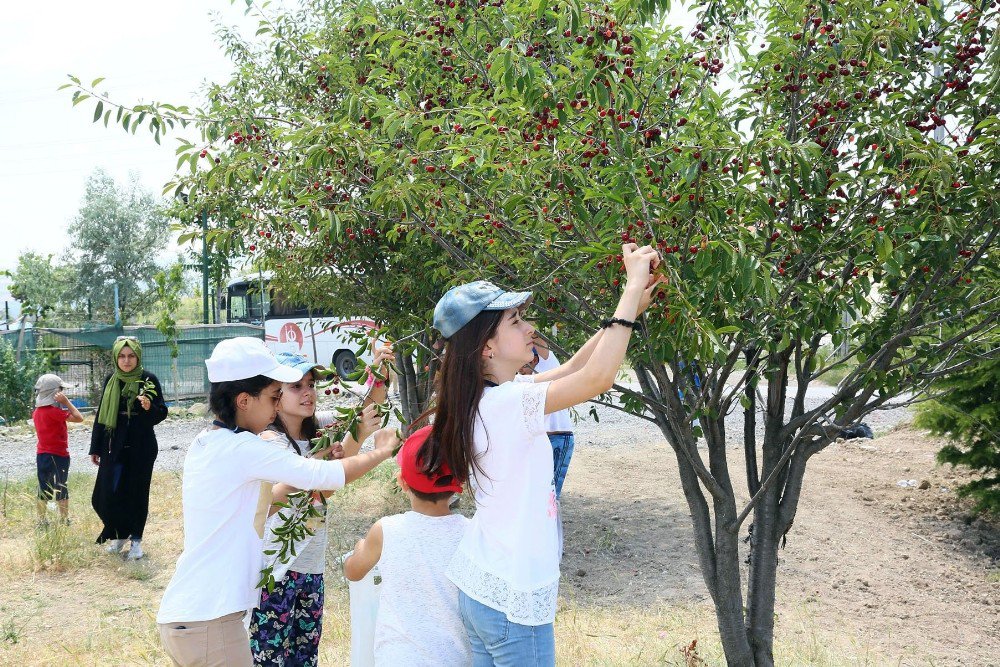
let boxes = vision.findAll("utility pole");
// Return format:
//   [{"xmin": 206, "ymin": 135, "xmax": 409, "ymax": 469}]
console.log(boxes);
[
  {"xmin": 113, "ymin": 283, "xmax": 122, "ymax": 326},
  {"xmin": 201, "ymin": 209, "xmax": 209, "ymax": 325},
  {"xmin": 258, "ymin": 266, "xmax": 268, "ymax": 335}
]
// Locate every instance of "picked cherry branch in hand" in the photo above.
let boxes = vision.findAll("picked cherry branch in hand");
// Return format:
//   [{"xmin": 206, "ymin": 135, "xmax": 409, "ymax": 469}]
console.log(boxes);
[{"xmin": 137, "ymin": 378, "xmax": 158, "ymax": 398}]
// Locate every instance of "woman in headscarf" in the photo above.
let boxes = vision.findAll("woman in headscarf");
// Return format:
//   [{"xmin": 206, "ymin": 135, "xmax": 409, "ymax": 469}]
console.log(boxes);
[{"xmin": 89, "ymin": 336, "xmax": 168, "ymax": 560}]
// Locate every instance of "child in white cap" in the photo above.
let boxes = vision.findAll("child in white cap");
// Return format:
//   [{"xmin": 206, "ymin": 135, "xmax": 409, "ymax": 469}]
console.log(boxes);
[
  {"xmin": 32, "ymin": 373, "xmax": 84, "ymax": 526},
  {"xmin": 156, "ymin": 337, "xmax": 399, "ymax": 667}
]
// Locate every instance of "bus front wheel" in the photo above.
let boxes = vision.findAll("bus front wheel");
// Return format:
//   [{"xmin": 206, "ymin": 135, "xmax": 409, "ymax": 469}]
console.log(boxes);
[{"xmin": 333, "ymin": 350, "xmax": 358, "ymax": 379}]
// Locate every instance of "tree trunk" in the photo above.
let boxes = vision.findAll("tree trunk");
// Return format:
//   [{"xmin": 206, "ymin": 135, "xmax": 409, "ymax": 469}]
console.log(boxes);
[
  {"xmin": 706, "ymin": 416, "xmax": 755, "ymax": 666},
  {"xmin": 395, "ymin": 350, "xmax": 412, "ymax": 424},
  {"xmin": 745, "ymin": 355, "xmax": 792, "ymax": 666},
  {"xmin": 746, "ymin": 474, "xmax": 780, "ymax": 666},
  {"xmin": 394, "ymin": 349, "xmax": 422, "ymax": 427},
  {"xmin": 665, "ymin": 409, "xmax": 755, "ymax": 666},
  {"xmin": 713, "ymin": 506, "xmax": 755, "ymax": 666}
]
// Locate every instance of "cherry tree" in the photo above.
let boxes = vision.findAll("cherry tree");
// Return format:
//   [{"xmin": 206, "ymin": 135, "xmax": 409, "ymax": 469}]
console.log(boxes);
[{"xmin": 67, "ymin": 0, "xmax": 998, "ymax": 661}]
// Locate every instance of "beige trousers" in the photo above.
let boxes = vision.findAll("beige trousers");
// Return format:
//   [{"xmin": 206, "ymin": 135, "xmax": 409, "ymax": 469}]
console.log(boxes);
[{"xmin": 158, "ymin": 611, "xmax": 252, "ymax": 667}]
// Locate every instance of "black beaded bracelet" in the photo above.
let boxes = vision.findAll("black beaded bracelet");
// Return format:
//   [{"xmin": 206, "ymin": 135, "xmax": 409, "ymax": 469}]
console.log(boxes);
[{"xmin": 600, "ymin": 317, "xmax": 637, "ymax": 329}]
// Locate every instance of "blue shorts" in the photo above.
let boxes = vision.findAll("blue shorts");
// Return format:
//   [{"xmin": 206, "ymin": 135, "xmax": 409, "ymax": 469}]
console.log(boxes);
[{"xmin": 37, "ymin": 454, "xmax": 70, "ymax": 501}]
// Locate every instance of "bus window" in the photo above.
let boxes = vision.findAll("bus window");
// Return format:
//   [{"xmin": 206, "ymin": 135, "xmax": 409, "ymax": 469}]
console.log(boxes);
[
  {"xmin": 225, "ymin": 280, "xmax": 268, "ymax": 323},
  {"xmin": 229, "ymin": 294, "xmax": 249, "ymax": 322},
  {"xmin": 269, "ymin": 291, "xmax": 310, "ymax": 319},
  {"xmin": 247, "ymin": 293, "xmax": 264, "ymax": 321}
]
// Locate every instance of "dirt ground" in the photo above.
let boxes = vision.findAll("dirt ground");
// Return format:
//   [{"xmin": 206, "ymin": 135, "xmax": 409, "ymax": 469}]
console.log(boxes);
[
  {"xmin": 560, "ymin": 425, "xmax": 1000, "ymax": 665},
  {"xmin": 0, "ymin": 423, "xmax": 997, "ymax": 665}
]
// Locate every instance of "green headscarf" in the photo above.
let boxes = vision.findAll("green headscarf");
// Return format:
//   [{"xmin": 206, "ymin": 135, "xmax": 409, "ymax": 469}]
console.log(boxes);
[{"xmin": 96, "ymin": 337, "xmax": 145, "ymax": 431}]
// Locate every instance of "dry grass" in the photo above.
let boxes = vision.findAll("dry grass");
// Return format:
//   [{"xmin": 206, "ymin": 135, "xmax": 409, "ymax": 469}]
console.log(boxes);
[{"xmin": 0, "ymin": 465, "xmax": 889, "ymax": 666}]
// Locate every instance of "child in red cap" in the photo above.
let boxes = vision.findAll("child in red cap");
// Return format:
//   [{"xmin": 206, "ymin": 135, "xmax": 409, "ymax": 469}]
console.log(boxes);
[{"xmin": 344, "ymin": 425, "xmax": 471, "ymax": 666}]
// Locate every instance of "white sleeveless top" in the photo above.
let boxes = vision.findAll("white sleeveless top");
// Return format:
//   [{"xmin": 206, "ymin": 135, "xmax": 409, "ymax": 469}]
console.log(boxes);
[
  {"xmin": 446, "ymin": 376, "xmax": 560, "ymax": 626},
  {"xmin": 374, "ymin": 511, "xmax": 470, "ymax": 666},
  {"xmin": 261, "ymin": 411, "xmax": 336, "ymax": 577}
]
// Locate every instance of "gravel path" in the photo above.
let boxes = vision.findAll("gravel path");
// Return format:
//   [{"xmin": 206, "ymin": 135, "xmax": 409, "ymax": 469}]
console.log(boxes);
[{"xmin": 0, "ymin": 383, "xmax": 912, "ymax": 482}]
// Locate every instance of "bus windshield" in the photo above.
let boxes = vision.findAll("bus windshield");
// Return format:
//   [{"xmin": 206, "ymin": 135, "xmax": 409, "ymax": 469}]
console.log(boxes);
[
  {"xmin": 225, "ymin": 279, "xmax": 334, "ymax": 323},
  {"xmin": 225, "ymin": 281, "xmax": 269, "ymax": 324}
]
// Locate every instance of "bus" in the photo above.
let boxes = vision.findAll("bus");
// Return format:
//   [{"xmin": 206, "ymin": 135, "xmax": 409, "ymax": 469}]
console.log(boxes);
[{"xmin": 223, "ymin": 276, "xmax": 376, "ymax": 377}]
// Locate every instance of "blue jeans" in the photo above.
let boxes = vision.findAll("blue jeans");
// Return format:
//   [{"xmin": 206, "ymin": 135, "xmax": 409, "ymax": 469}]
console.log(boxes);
[
  {"xmin": 459, "ymin": 591, "xmax": 555, "ymax": 667},
  {"xmin": 548, "ymin": 433, "xmax": 574, "ymax": 499}
]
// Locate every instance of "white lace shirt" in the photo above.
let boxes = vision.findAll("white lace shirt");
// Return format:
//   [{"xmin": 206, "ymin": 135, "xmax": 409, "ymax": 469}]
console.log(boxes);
[{"xmin": 445, "ymin": 375, "xmax": 560, "ymax": 626}]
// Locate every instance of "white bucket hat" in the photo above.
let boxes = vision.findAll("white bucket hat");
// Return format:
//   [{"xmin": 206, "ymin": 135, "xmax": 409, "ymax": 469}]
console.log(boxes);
[
  {"xmin": 205, "ymin": 337, "xmax": 303, "ymax": 383},
  {"xmin": 34, "ymin": 374, "xmax": 73, "ymax": 407}
]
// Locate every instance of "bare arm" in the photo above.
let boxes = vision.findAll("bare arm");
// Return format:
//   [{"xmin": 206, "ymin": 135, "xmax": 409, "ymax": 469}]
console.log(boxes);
[
  {"xmin": 343, "ymin": 520, "xmax": 384, "ymax": 581},
  {"xmin": 533, "ymin": 274, "xmax": 663, "ymax": 384},
  {"xmin": 336, "ymin": 342, "xmax": 393, "ymax": 459},
  {"xmin": 340, "ymin": 428, "xmax": 398, "ymax": 484},
  {"xmin": 360, "ymin": 342, "xmax": 393, "ymax": 410},
  {"xmin": 531, "ymin": 331, "xmax": 604, "ymax": 383},
  {"xmin": 55, "ymin": 393, "xmax": 84, "ymax": 423},
  {"xmin": 338, "ymin": 404, "xmax": 380, "ymax": 458},
  {"xmin": 544, "ymin": 244, "xmax": 661, "ymax": 414}
]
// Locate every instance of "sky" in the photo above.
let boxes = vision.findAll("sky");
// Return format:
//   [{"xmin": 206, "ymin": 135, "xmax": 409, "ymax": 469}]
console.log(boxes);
[
  {"xmin": 0, "ymin": 2, "xmax": 699, "ymax": 307},
  {"xmin": 0, "ymin": 1, "xmax": 261, "ymax": 301}
]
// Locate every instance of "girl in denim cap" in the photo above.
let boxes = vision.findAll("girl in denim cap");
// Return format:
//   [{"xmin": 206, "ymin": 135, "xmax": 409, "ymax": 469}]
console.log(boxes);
[{"xmin": 423, "ymin": 243, "xmax": 662, "ymax": 666}]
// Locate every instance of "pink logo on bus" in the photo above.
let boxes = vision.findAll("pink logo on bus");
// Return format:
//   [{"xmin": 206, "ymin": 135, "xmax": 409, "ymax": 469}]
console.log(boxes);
[{"xmin": 279, "ymin": 322, "xmax": 304, "ymax": 349}]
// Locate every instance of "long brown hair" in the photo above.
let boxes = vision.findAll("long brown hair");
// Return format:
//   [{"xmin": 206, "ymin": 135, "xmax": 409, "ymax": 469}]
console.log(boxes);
[
  {"xmin": 270, "ymin": 413, "xmax": 320, "ymax": 454},
  {"xmin": 269, "ymin": 370, "xmax": 321, "ymax": 454},
  {"xmin": 417, "ymin": 309, "xmax": 504, "ymax": 484}
]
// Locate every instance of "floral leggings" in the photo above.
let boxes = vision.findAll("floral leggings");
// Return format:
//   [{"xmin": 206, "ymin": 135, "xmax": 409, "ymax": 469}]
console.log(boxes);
[{"xmin": 249, "ymin": 571, "xmax": 325, "ymax": 666}]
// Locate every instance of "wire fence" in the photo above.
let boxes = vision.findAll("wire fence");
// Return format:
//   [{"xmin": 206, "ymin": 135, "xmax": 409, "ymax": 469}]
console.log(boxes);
[{"xmin": 1, "ymin": 324, "xmax": 264, "ymax": 408}]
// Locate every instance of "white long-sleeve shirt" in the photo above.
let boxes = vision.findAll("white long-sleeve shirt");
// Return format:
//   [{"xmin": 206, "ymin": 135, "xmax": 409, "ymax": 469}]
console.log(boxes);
[{"xmin": 157, "ymin": 427, "xmax": 346, "ymax": 623}]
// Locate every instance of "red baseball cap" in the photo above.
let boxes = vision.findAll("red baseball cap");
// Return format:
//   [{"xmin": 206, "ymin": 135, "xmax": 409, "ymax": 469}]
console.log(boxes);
[{"xmin": 396, "ymin": 425, "xmax": 463, "ymax": 494}]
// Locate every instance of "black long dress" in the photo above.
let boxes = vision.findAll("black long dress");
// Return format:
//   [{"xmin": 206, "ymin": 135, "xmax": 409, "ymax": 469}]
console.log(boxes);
[{"xmin": 89, "ymin": 371, "xmax": 168, "ymax": 543}]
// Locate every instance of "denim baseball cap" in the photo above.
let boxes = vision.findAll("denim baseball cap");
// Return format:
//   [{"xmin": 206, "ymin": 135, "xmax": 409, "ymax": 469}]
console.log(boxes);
[
  {"xmin": 275, "ymin": 352, "xmax": 326, "ymax": 377},
  {"xmin": 433, "ymin": 280, "xmax": 532, "ymax": 339}
]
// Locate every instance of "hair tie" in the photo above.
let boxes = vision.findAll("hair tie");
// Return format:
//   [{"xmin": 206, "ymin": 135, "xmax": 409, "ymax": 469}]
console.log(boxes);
[{"xmin": 600, "ymin": 317, "xmax": 637, "ymax": 329}]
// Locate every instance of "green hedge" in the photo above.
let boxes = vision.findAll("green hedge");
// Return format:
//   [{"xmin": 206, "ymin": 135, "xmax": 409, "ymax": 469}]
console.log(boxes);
[{"xmin": 0, "ymin": 339, "xmax": 51, "ymax": 425}]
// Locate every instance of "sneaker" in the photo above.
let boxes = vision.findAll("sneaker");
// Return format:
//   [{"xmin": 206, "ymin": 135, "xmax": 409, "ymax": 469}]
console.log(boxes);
[
  {"xmin": 105, "ymin": 539, "xmax": 126, "ymax": 554},
  {"xmin": 125, "ymin": 541, "xmax": 144, "ymax": 561}
]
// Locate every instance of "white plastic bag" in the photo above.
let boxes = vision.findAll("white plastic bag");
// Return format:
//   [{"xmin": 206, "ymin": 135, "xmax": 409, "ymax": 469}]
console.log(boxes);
[{"xmin": 341, "ymin": 551, "xmax": 382, "ymax": 667}]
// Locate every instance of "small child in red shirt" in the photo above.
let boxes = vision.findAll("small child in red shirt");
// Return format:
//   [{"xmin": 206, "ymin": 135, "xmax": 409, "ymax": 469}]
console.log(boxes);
[{"xmin": 33, "ymin": 374, "xmax": 84, "ymax": 526}]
